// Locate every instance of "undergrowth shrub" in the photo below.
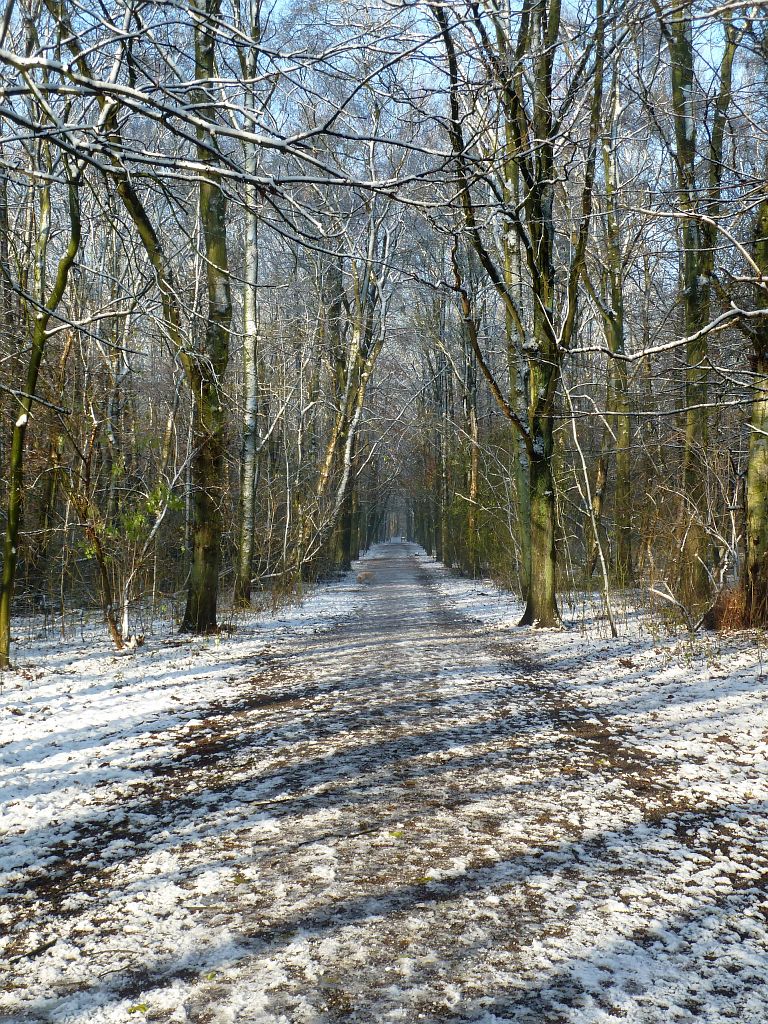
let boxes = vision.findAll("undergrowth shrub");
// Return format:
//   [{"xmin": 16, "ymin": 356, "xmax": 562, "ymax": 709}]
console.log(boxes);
[{"xmin": 703, "ymin": 587, "xmax": 747, "ymax": 631}]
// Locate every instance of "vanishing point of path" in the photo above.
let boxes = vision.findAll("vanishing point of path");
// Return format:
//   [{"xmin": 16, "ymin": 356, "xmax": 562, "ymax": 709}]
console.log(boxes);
[{"xmin": 3, "ymin": 542, "xmax": 767, "ymax": 1022}]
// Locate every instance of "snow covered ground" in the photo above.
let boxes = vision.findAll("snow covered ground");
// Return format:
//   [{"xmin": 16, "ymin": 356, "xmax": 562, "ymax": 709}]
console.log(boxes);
[{"xmin": 1, "ymin": 542, "xmax": 767, "ymax": 1023}]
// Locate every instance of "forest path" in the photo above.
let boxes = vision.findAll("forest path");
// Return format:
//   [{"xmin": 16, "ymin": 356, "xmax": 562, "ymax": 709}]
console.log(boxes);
[{"xmin": 3, "ymin": 542, "xmax": 765, "ymax": 1023}]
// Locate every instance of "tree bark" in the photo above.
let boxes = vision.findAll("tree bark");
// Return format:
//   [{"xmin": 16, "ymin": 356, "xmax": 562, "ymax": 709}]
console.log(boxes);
[
  {"xmin": 746, "ymin": 357, "xmax": 768, "ymax": 625},
  {"xmin": 601, "ymin": 65, "xmax": 632, "ymax": 582},
  {"xmin": 234, "ymin": 1, "xmax": 262, "ymax": 607},
  {"xmin": 519, "ymin": 355, "xmax": 559, "ymax": 627},
  {"xmin": 744, "ymin": 188, "xmax": 768, "ymax": 625},
  {"xmin": 182, "ymin": 0, "xmax": 233, "ymax": 632}
]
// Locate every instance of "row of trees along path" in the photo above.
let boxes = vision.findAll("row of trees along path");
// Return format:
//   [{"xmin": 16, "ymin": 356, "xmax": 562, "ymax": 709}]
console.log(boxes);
[{"xmin": 0, "ymin": 0, "xmax": 767, "ymax": 663}]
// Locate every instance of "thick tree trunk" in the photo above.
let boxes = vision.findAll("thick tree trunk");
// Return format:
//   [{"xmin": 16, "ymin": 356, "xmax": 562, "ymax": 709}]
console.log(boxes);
[
  {"xmin": 234, "ymin": 199, "xmax": 260, "ymax": 606},
  {"xmin": 183, "ymin": 386, "xmax": 226, "ymax": 631},
  {"xmin": 182, "ymin": 0, "xmax": 232, "ymax": 632},
  {"xmin": 746, "ymin": 356, "xmax": 768, "ymax": 625},
  {"xmin": 519, "ymin": 336, "xmax": 559, "ymax": 628},
  {"xmin": 234, "ymin": 13, "xmax": 261, "ymax": 608},
  {"xmin": 671, "ymin": 3, "xmax": 709, "ymax": 604},
  {"xmin": 503, "ymin": 155, "xmax": 531, "ymax": 597},
  {"xmin": 744, "ymin": 189, "xmax": 768, "ymax": 625},
  {"xmin": 45, "ymin": 0, "xmax": 230, "ymax": 633},
  {"xmin": 0, "ymin": 148, "xmax": 11, "ymax": 342},
  {"xmin": 519, "ymin": 446, "xmax": 559, "ymax": 627},
  {"xmin": 432, "ymin": 483, "xmax": 442, "ymax": 561},
  {"xmin": 513, "ymin": 381, "xmax": 531, "ymax": 595}
]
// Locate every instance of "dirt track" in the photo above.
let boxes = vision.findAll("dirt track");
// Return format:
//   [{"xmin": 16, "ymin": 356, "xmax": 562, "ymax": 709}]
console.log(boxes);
[{"xmin": 3, "ymin": 542, "xmax": 766, "ymax": 1022}]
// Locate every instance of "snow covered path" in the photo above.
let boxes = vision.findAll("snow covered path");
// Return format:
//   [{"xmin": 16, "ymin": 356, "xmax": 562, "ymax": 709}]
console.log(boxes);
[{"xmin": 2, "ymin": 542, "xmax": 768, "ymax": 1022}]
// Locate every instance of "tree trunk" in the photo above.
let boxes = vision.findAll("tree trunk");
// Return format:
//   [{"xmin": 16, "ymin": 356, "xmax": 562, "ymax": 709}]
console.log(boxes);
[
  {"xmin": 744, "ymin": 187, "xmax": 768, "ymax": 625},
  {"xmin": 44, "ymin": 0, "xmax": 232, "ymax": 633},
  {"xmin": 0, "ymin": 139, "xmax": 11, "ymax": 342},
  {"xmin": 513, "ymin": 371, "xmax": 532, "ymax": 596},
  {"xmin": 0, "ymin": 175, "xmax": 80, "ymax": 668},
  {"xmin": 182, "ymin": 389, "xmax": 226, "ymax": 631},
  {"xmin": 439, "ymin": 356, "xmax": 450, "ymax": 567},
  {"xmin": 679, "ymin": 290, "xmax": 711, "ymax": 604},
  {"xmin": 467, "ymin": 401, "xmax": 480, "ymax": 576},
  {"xmin": 614, "ymin": 352, "xmax": 633, "ymax": 582},
  {"xmin": 338, "ymin": 485, "xmax": 354, "ymax": 571},
  {"xmin": 502, "ymin": 124, "xmax": 531, "ymax": 598},
  {"xmin": 671, "ymin": 2, "xmax": 708, "ymax": 603},
  {"xmin": 746, "ymin": 356, "xmax": 768, "ymax": 625},
  {"xmin": 599, "ymin": 66, "xmax": 633, "ymax": 584},
  {"xmin": 520, "ymin": 444, "xmax": 559, "ymax": 627},
  {"xmin": 233, "ymin": 203, "xmax": 260, "ymax": 606},
  {"xmin": 182, "ymin": 0, "xmax": 232, "ymax": 632},
  {"xmin": 519, "ymin": 323, "xmax": 559, "ymax": 627},
  {"xmin": 234, "ymin": 6, "xmax": 261, "ymax": 607}
]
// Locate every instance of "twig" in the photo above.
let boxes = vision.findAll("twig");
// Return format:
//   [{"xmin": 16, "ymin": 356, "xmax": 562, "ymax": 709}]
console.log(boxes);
[{"xmin": 649, "ymin": 585, "xmax": 696, "ymax": 633}]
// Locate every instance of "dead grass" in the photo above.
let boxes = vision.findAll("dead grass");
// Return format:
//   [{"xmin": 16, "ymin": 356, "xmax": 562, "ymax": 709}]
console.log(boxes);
[{"xmin": 703, "ymin": 587, "xmax": 747, "ymax": 631}]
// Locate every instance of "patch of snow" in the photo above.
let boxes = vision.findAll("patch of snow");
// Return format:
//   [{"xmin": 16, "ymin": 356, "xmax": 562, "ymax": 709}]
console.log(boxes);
[{"xmin": 1, "ymin": 541, "xmax": 767, "ymax": 1022}]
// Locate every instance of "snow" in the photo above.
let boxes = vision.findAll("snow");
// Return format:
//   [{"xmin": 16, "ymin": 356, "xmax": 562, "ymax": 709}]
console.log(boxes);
[{"xmin": 1, "ymin": 542, "xmax": 768, "ymax": 1022}]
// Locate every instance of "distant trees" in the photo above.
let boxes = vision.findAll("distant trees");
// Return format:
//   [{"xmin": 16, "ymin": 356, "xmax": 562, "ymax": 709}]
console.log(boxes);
[
  {"xmin": 658, "ymin": 0, "xmax": 741, "ymax": 607},
  {"xmin": 0, "ymin": 143, "xmax": 80, "ymax": 667},
  {"xmin": 0, "ymin": 0, "xmax": 766, "ymax": 664}
]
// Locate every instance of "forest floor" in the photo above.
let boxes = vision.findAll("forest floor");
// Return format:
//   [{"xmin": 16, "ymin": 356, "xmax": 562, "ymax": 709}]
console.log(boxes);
[{"xmin": 1, "ymin": 541, "xmax": 768, "ymax": 1024}]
